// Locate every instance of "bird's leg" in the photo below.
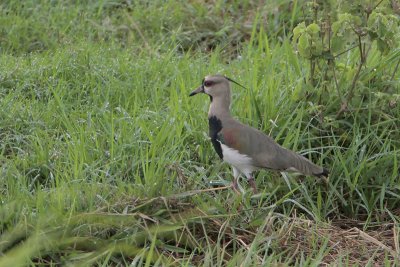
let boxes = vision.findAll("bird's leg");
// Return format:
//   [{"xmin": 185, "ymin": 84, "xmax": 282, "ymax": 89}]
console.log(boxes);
[
  {"xmin": 231, "ymin": 167, "xmax": 240, "ymax": 193},
  {"xmin": 232, "ymin": 178, "xmax": 239, "ymax": 191},
  {"xmin": 247, "ymin": 174, "xmax": 257, "ymax": 194}
]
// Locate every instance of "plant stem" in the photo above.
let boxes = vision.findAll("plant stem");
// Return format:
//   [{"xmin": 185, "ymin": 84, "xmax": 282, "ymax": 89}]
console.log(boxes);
[
  {"xmin": 334, "ymin": 44, "xmax": 358, "ymax": 58},
  {"xmin": 310, "ymin": 59, "xmax": 316, "ymax": 86},
  {"xmin": 331, "ymin": 59, "xmax": 343, "ymax": 101},
  {"xmin": 390, "ymin": 57, "xmax": 400, "ymax": 82},
  {"xmin": 347, "ymin": 35, "xmax": 364, "ymax": 103}
]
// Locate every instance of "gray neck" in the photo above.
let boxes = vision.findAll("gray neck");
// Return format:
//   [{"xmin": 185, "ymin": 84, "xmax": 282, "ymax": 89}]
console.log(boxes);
[{"xmin": 208, "ymin": 95, "xmax": 231, "ymax": 119}]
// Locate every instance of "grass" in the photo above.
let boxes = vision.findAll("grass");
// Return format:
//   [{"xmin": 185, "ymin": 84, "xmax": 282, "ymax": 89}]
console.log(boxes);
[{"xmin": 0, "ymin": 0, "xmax": 399, "ymax": 266}]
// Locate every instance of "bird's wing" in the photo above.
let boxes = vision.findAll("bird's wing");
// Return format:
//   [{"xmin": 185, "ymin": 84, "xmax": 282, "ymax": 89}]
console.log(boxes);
[
  {"xmin": 220, "ymin": 120, "xmax": 324, "ymax": 175},
  {"xmin": 218, "ymin": 120, "xmax": 280, "ymax": 167}
]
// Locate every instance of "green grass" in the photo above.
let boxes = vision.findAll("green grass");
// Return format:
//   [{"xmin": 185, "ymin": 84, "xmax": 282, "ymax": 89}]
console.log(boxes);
[{"xmin": 1, "ymin": 0, "xmax": 399, "ymax": 266}]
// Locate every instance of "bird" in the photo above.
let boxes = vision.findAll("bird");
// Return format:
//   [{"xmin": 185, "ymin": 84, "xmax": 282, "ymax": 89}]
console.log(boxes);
[{"xmin": 189, "ymin": 74, "xmax": 329, "ymax": 193}]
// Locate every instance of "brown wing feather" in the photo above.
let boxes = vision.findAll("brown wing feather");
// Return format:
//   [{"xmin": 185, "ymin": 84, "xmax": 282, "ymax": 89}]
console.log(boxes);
[{"xmin": 221, "ymin": 118, "xmax": 325, "ymax": 176}]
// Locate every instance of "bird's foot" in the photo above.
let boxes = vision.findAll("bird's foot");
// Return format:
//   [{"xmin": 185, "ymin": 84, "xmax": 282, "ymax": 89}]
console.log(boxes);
[
  {"xmin": 248, "ymin": 177, "xmax": 257, "ymax": 194},
  {"xmin": 231, "ymin": 179, "xmax": 241, "ymax": 194}
]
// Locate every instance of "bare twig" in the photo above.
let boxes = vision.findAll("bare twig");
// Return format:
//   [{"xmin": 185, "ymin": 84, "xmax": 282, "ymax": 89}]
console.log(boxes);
[
  {"xmin": 352, "ymin": 227, "xmax": 398, "ymax": 259},
  {"xmin": 394, "ymin": 225, "xmax": 400, "ymax": 256},
  {"xmin": 372, "ymin": 0, "xmax": 386, "ymax": 12},
  {"xmin": 310, "ymin": 58, "xmax": 316, "ymax": 86},
  {"xmin": 334, "ymin": 44, "xmax": 359, "ymax": 58},
  {"xmin": 169, "ymin": 186, "xmax": 232, "ymax": 199},
  {"xmin": 336, "ymin": 45, "xmax": 364, "ymax": 118},
  {"xmin": 331, "ymin": 59, "xmax": 343, "ymax": 101},
  {"xmin": 390, "ymin": 57, "xmax": 400, "ymax": 82},
  {"xmin": 344, "ymin": 35, "xmax": 364, "ymax": 107}
]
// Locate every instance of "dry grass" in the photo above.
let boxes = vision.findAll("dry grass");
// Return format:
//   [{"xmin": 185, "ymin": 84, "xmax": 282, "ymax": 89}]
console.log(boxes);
[
  {"xmin": 96, "ymin": 192, "xmax": 400, "ymax": 266},
  {"xmin": 1, "ymin": 188, "xmax": 398, "ymax": 266},
  {"xmin": 282, "ymin": 215, "xmax": 400, "ymax": 265}
]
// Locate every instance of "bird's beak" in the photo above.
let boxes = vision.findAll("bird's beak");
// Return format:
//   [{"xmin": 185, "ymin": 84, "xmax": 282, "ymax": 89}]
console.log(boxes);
[{"xmin": 189, "ymin": 85, "xmax": 204, "ymax": 97}]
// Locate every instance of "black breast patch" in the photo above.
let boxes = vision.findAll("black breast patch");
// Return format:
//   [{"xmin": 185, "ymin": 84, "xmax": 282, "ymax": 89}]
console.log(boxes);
[{"xmin": 208, "ymin": 116, "xmax": 223, "ymax": 159}]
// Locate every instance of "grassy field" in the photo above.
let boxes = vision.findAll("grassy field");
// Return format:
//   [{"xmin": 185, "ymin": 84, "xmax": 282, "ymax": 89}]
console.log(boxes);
[{"xmin": 1, "ymin": 0, "xmax": 399, "ymax": 266}]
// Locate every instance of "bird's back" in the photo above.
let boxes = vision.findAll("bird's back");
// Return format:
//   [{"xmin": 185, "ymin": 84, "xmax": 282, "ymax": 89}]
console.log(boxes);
[{"xmin": 218, "ymin": 117, "xmax": 326, "ymax": 176}]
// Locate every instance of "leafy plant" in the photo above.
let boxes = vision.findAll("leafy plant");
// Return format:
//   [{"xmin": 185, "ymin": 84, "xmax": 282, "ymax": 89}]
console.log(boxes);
[{"xmin": 292, "ymin": 0, "xmax": 400, "ymax": 116}]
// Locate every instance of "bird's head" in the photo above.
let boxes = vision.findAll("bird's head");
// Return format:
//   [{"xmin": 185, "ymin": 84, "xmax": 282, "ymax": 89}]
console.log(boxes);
[{"xmin": 189, "ymin": 75, "xmax": 231, "ymax": 101}]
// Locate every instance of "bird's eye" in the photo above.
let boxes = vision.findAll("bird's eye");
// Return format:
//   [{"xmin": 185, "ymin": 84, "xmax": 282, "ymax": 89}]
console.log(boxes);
[{"xmin": 204, "ymin": 81, "xmax": 213, "ymax": 87}]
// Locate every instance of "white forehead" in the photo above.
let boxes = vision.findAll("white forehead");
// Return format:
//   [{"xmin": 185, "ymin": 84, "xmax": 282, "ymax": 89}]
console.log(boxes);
[{"xmin": 204, "ymin": 75, "xmax": 226, "ymax": 82}]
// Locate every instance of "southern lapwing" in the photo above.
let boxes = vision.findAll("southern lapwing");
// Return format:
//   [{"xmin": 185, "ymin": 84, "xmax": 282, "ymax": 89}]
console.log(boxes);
[{"xmin": 189, "ymin": 74, "xmax": 329, "ymax": 193}]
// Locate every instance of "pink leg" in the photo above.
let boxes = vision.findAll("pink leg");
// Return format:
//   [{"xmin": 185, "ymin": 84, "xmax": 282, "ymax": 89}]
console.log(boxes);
[
  {"xmin": 248, "ymin": 176, "xmax": 257, "ymax": 194},
  {"xmin": 231, "ymin": 167, "xmax": 241, "ymax": 194},
  {"xmin": 231, "ymin": 178, "xmax": 241, "ymax": 194}
]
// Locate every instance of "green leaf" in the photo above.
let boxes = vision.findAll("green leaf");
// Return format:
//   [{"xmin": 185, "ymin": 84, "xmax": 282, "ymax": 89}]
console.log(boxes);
[
  {"xmin": 312, "ymin": 39, "xmax": 323, "ymax": 56},
  {"xmin": 298, "ymin": 34, "xmax": 311, "ymax": 59},
  {"xmin": 367, "ymin": 11, "xmax": 399, "ymax": 53},
  {"xmin": 307, "ymin": 23, "xmax": 320, "ymax": 34},
  {"xmin": 331, "ymin": 35, "xmax": 345, "ymax": 54},
  {"xmin": 293, "ymin": 22, "xmax": 306, "ymax": 42}
]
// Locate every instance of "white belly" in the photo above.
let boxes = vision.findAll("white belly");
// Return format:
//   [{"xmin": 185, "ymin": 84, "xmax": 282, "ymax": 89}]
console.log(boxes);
[{"xmin": 220, "ymin": 143, "xmax": 258, "ymax": 175}]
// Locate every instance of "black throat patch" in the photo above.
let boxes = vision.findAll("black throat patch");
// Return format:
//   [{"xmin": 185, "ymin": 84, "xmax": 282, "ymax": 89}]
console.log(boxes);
[{"xmin": 208, "ymin": 115, "xmax": 223, "ymax": 159}]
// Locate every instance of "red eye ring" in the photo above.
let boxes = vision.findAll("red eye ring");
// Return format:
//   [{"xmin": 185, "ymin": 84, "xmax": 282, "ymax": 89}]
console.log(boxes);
[{"xmin": 204, "ymin": 81, "xmax": 213, "ymax": 87}]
